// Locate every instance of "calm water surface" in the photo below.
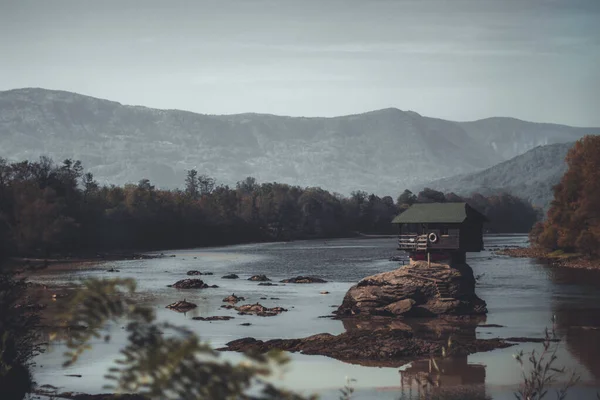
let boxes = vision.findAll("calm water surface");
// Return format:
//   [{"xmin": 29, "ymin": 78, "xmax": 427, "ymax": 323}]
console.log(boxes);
[{"xmin": 31, "ymin": 235, "xmax": 600, "ymax": 399}]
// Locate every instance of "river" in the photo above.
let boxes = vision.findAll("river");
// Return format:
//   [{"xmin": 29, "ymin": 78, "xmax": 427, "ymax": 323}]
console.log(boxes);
[{"xmin": 30, "ymin": 235, "xmax": 600, "ymax": 399}]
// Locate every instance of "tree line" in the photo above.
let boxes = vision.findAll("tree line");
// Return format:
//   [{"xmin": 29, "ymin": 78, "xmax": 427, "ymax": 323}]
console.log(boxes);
[{"xmin": 0, "ymin": 156, "xmax": 541, "ymax": 257}]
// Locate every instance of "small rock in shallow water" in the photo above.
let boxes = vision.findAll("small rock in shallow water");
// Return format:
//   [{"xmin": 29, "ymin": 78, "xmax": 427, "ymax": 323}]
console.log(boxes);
[
  {"xmin": 281, "ymin": 276, "xmax": 327, "ymax": 283},
  {"xmin": 258, "ymin": 282, "xmax": 278, "ymax": 286},
  {"xmin": 223, "ymin": 294, "xmax": 245, "ymax": 304},
  {"xmin": 222, "ymin": 274, "xmax": 239, "ymax": 279},
  {"xmin": 320, "ymin": 291, "xmax": 330, "ymax": 295},
  {"xmin": 248, "ymin": 274, "xmax": 271, "ymax": 282},
  {"xmin": 166, "ymin": 300, "xmax": 197, "ymax": 312},
  {"xmin": 169, "ymin": 279, "xmax": 218, "ymax": 289},
  {"xmin": 236, "ymin": 303, "xmax": 288, "ymax": 317},
  {"xmin": 192, "ymin": 316, "xmax": 234, "ymax": 321}
]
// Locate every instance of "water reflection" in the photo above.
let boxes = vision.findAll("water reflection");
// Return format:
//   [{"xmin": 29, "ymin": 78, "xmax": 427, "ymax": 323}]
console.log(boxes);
[
  {"xmin": 342, "ymin": 315, "xmax": 486, "ymax": 341},
  {"xmin": 545, "ymin": 263, "xmax": 600, "ymax": 381},
  {"xmin": 341, "ymin": 316, "xmax": 488, "ymax": 398},
  {"xmin": 398, "ymin": 356, "xmax": 486, "ymax": 400}
]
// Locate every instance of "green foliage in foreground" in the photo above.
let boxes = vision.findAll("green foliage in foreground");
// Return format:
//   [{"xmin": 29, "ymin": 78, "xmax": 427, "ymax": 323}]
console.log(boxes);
[
  {"xmin": 56, "ymin": 278, "xmax": 316, "ymax": 400},
  {"xmin": 0, "ymin": 270, "xmax": 40, "ymax": 400},
  {"xmin": 513, "ymin": 327, "xmax": 579, "ymax": 400}
]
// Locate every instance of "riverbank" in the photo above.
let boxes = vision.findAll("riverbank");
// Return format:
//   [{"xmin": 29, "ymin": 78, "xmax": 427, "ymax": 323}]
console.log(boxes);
[
  {"xmin": 496, "ymin": 247, "xmax": 600, "ymax": 269},
  {"xmin": 9, "ymin": 252, "xmax": 169, "ymax": 273}
]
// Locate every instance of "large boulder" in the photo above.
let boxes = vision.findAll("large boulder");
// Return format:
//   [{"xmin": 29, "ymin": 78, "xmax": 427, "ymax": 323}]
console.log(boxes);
[{"xmin": 335, "ymin": 261, "xmax": 487, "ymax": 317}]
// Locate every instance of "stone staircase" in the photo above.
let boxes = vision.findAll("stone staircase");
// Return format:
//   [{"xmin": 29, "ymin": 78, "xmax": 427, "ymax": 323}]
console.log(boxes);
[{"xmin": 434, "ymin": 281, "xmax": 454, "ymax": 301}]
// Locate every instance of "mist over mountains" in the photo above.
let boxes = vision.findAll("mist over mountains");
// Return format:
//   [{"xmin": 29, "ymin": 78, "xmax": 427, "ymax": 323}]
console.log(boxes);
[
  {"xmin": 416, "ymin": 142, "xmax": 573, "ymax": 210},
  {"xmin": 1, "ymin": 88, "xmax": 598, "ymax": 197}
]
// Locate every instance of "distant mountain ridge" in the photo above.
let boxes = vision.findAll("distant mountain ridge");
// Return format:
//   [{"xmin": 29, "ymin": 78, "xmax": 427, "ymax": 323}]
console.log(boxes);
[
  {"xmin": 1, "ymin": 88, "xmax": 598, "ymax": 196},
  {"xmin": 417, "ymin": 142, "xmax": 575, "ymax": 210}
]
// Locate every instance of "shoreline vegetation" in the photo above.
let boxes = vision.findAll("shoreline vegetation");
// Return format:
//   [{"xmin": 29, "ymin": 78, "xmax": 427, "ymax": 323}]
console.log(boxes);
[{"xmin": 497, "ymin": 247, "xmax": 600, "ymax": 270}]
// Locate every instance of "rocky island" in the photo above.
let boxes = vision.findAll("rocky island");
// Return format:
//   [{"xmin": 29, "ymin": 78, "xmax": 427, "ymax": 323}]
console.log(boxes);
[{"xmin": 335, "ymin": 260, "xmax": 487, "ymax": 317}]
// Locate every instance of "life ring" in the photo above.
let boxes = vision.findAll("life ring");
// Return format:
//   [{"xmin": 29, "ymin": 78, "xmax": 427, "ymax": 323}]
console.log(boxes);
[{"xmin": 428, "ymin": 232, "xmax": 439, "ymax": 243}]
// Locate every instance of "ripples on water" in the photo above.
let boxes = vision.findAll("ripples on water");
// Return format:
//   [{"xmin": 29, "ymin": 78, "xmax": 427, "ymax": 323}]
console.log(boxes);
[{"xmin": 31, "ymin": 235, "xmax": 600, "ymax": 399}]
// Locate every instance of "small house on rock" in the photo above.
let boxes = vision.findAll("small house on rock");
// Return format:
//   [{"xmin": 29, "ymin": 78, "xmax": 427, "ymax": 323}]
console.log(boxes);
[{"xmin": 392, "ymin": 202, "xmax": 488, "ymax": 264}]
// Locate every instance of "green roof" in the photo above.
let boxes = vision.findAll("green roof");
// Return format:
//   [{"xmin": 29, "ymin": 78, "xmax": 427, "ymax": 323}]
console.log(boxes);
[{"xmin": 391, "ymin": 202, "xmax": 487, "ymax": 224}]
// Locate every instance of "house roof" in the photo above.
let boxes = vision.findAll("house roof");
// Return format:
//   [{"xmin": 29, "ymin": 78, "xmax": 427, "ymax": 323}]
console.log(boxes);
[{"xmin": 391, "ymin": 202, "xmax": 488, "ymax": 224}]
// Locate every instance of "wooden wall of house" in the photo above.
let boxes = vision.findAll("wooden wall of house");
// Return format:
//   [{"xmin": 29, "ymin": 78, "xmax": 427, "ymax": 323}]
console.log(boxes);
[
  {"xmin": 459, "ymin": 219, "xmax": 484, "ymax": 252},
  {"xmin": 398, "ymin": 221, "xmax": 485, "ymax": 252},
  {"xmin": 426, "ymin": 227, "xmax": 460, "ymax": 250}
]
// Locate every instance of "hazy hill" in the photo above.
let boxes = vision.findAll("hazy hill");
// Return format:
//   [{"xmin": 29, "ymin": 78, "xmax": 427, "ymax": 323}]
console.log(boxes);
[
  {"xmin": 418, "ymin": 142, "xmax": 575, "ymax": 210},
  {"xmin": 1, "ymin": 88, "xmax": 597, "ymax": 196},
  {"xmin": 458, "ymin": 117, "xmax": 593, "ymax": 160}
]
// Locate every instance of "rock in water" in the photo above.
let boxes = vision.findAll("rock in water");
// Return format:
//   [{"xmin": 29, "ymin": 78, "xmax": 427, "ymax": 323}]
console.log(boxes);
[
  {"xmin": 335, "ymin": 261, "xmax": 487, "ymax": 317},
  {"xmin": 280, "ymin": 276, "xmax": 327, "ymax": 283},
  {"xmin": 222, "ymin": 274, "xmax": 239, "ymax": 279},
  {"xmin": 192, "ymin": 316, "xmax": 234, "ymax": 321},
  {"xmin": 220, "ymin": 328, "xmax": 509, "ymax": 367},
  {"xmin": 223, "ymin": 294, "xmax": 245, "ymax": 303},
  {"xmin": 166, "ymin": 300, "xmax": 197, "ymax": 312},
  {"xmin": 235, "ymin": 303, "xmax": 288, "ymax": 317},
  {"xmin": 187, "ymin": 270, "xmax": 213, "ymax": 276},
  {"xmin": 169, "ymin": 279, "xmax": 218, "ymax": 289},
  {"xmin": 248, "ymin": 274, "xmax": 271, "ymax": 282}
]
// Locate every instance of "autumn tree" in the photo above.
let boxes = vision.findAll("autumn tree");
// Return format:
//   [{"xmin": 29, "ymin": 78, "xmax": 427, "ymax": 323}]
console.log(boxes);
[{"xmin": 535, "ymin": 135, "xmax": 600, "ymax": 257}]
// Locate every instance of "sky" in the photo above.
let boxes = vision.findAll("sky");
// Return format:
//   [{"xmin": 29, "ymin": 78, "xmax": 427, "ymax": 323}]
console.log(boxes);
[{"xmin": 1, "ymin": 0, "xmax": 599, "ymax": 126}]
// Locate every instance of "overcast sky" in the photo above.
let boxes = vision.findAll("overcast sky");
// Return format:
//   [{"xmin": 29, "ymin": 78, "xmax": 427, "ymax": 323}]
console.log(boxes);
[{"xmin": 1, "ymin": 0, "xmax": 599, "ymax": 125}]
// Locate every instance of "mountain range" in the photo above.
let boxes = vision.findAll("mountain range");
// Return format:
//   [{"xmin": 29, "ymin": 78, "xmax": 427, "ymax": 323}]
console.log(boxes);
[{"xmin": 1, "ymin": 88, "xmax": 598, "ymax": 198}]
